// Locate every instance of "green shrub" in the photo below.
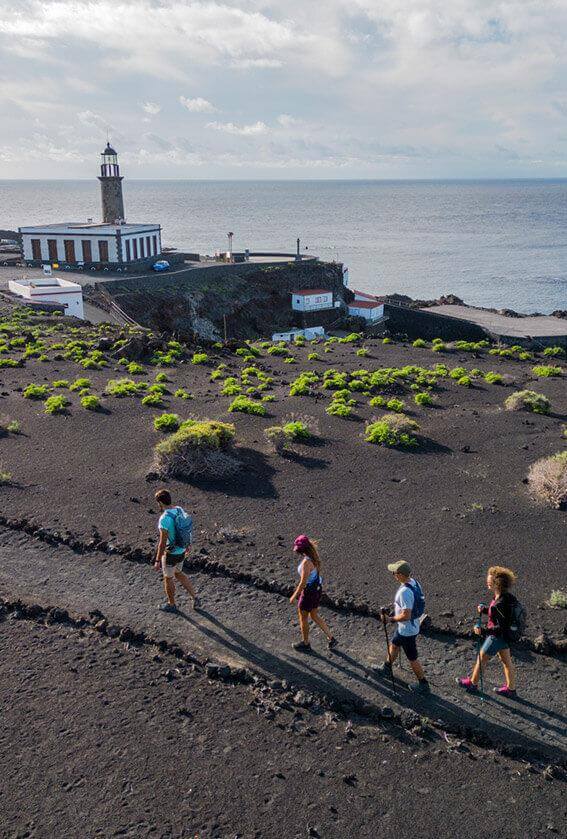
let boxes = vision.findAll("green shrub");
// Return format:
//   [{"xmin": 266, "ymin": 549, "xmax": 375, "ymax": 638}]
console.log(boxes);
[
  {"xmin": 449, "ymin": 367, "xmax": 468, "ymax": 379},
  {"xmin": 356, "ymin": 348, "xmax": 369, "ymax": 357},
  {"xmin": 412, "ymin": 338, "xmax": 427, "ymax": 348},
  {"xmin": 236, "ymin": 345, "xmax": 260, "ymax": 358},
  {"xmin": 44, "ymin": 395, "xmax": 68, "ymax": 414},
  {"xmin": 262, "ymin": 394, "xmax": 275, "ymax": 402},
  {"xmin": 414, "ymin": 391, "xmax": 433, "ymax": 406},
  {"xmin": 431, "ymin": 342, "xmax": 447, "ymax": 352},
  {"xmin": 282, "ymin": 420, "xmax": 311, "ymax": 441},
  {"xmin": 505, "ymin": 390, "xmax": 551, "ymax": 415},
  {"xmin": 484, "ymin": 371, "xmax": 503, "ymax": 384},
  {"xmin": 382, "ymin": 337, "xmax": 392, "ymax": 345},
  {"xmin": 267, "ymin": 345, "xmax": 289, "ymax": 356},
  {"xmin": 153, "ymin": 420, "xmax": 237, "ymax": 479},
  {"xmin": 457, "ymin": 376, "xmax": 472, "ymax": 387},
  {"xmin": 0, "ymin": 468, "xmax": 12, "ymax": 485},
  {"xmin": 23, "ymin": 384, "xmax": 50, "ymax": 400},
  {"xmin": 155, "ymin": 372, "xmax": 169, "ymax": 383},
  {"xmin": 228, "ymin": 396, "xmax": 267, "ymax": 416},
  {"xmin": 283, "ymin": 357, "xmax": 296, "ymax": 364},
  {"xmin": 543, "ymin": 346, "xmax": 564, "ymax": 358},
  {"xmin": 174, "ymin": 388, "xmax": 193, "ymax": 400},
  {"xmin": 81, "ymin": 395, "xmax": 101, "ymax": 411},
  {"xmin": 141, "ymin": 392, "xmax": 164, "ymax": 408},
  {"xmin": 307, "ymin": 352, "xmax": 320, "ymax": 361},
  {"xmin": 365, "ymin": 414, "xmax": 419, "ymax": 447},
  {"xmin": 369, "ymin": 395, "xmax": 386, "ymax": 407},
  {"xmin": 147, "ymin": 383, "xmax": 167, "ymax": 395},
  {"xmin": 6, "ymin": 420, "xmax": 21, "ymax": 433},
  {"xmin": 326, "ymin": 401, "xmax": 352, "ymax": 418},
  {"xmin": 153, "ymin": 413, "xmax": 181, "ymax": 432},
  {"xmin": 386, "ymin": 397, "xmax": 405, "ymax": 413},
  {"xmin": 549, "ymin": 589, "xmax": 567, "ymax": 608},
  {"xmin": 532, "ymin": 365, "xmax": 562, "ymax": 378},
  {"xmin": 70, "ymin": 378, "xmax": 92, "ymax": 392},
  {"xmin": 127, "ymin": 362, "xmax": 145, "ymax": 375},
  {"xmin": 191, "ymin": 352, "xmax": 208, "ymax": 365},
  {"xmin": 105, "ymin": 378, "xmax": 146, "ymax": 397},
  {"xmin": 0, "ymin": 358, "xmax": 20, "ymax": 368},
  {"xmin": 52, "ymin": 379, "xmax": 69, "ymax": 388}
]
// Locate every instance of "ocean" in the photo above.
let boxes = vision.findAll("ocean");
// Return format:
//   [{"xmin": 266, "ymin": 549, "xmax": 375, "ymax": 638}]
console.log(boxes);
[{"xmin": 1, "ymin": 179, "xmax": 566, "ymax": 314}]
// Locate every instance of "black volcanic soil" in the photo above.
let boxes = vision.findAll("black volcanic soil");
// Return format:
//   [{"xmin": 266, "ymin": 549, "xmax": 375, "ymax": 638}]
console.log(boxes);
[
  {"xmin": 0, "ymin": 322, "xmax": 565, "ymax": 637},
  {"xmin": 2, "ymin": 617, "xmax": 566, "ymax": 839}
]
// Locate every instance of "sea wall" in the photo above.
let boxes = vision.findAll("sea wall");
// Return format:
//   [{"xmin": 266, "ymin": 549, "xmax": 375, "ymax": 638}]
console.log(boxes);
[{"xmin": 384, "ymin": 303, "xmax": 490, "ymax": 341}]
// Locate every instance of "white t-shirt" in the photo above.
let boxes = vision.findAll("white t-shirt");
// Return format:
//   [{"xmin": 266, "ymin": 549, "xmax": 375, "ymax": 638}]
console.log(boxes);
[{"xmin": 394, "ymin": 579, "xmax": 420, "ymax": 637}]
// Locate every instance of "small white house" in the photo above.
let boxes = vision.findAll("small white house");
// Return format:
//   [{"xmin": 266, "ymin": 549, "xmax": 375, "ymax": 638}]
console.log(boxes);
[
  {"xmin": 8, "ymin": 277, "xmax": 84, "ymax": 319},
  {"xmin": 272, "ymin": 326, "xmax": 326, "ymax": 342},
  {"xmin": 348, "ymin": 300, "xmax": 385, "ymax": 322},
  {"xmin": 291, "ymin": 289, "xmax": 336, "ymax": 312}
]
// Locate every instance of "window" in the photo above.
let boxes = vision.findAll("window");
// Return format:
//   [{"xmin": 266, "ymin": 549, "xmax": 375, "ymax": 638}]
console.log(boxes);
[
  {"xmin": 81, "ymin": 240, "xmax": 92, "ymax": 262},
  {"xmin": 64, "ymin": 240, "xmax": 76, "ymax": 263},
  {"xmin": 31, "ymin": 239, "xmax": 42, "ymax": 260},
  {"xmin": 146, "ymin": 236, "xmax": 152, "ymax": 256},
  {"xmin": 133, "ymin": 239, "xmax": 138, "ymax": 259},
  {"xmin": 98, "ymin": 240, "xmax": 109, "ymax": 263},
  {"xmin": 125, "ymin": 240, "xmax": 131, "ymax": 261},
  {"xmin": 47, "ymin": 239, "xmax": 58, "ymax": 260}
]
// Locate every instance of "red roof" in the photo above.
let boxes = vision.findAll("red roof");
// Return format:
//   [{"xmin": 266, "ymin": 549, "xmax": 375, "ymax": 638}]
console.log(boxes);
[
  {"xmin": 353, "ymin": 289, "xmax": 380, "ymax": 300},
  {"xmin": 291, "ymin": 288, "xmax": 332, "ymax": 296},
  {"xmin": 349, "ymin": 300, "xmax": 383, "ymax": 309}
]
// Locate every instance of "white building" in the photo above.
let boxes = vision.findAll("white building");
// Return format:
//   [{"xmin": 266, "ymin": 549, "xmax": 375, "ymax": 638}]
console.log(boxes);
[
  {"xmin": 348, "ymin": 300, "xmax": 385, "ymax": 321},
  {"xmin": 272, "ymin": 326, "xmax": 326, "ymax": 342},
  {"xmin": 291, "ymin": 289, "xmax": 338, "ymax": 312},
  {"xmin": 20, "ymin": 221, "xmax": 162, "ymax": 267},
  {"xmin": 9, "ymin": 277, "xmax": 84, "ymax": 319}
]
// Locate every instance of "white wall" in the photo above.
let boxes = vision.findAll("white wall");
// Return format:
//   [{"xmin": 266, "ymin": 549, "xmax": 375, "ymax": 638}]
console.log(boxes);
[
  {"xmin": 8, "ymin": 280, "xmax": 84, "ymax": 319},
  {"xmin": 121, "ymin": 229, "xmax": 161, "ymax": 262},
  {"xmin": 348, "ymin": 303, "xmax": 384, "ymax": 321},
  {"xmin": 291, "ymin": 292, "xmax": 333, "ymax": 312},
  {"xmin": 22, "ymin": 234, "xmax": 118, "ymax": 263}
]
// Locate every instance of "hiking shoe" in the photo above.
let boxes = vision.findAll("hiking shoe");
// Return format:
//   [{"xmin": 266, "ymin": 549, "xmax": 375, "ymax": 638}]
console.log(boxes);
[
  {"xmin": 493, "ymin": 685, "xmax": 517, "ymax": 698},
  {"xmin": 410, "ymin": 680, "xmax": 431, "ymax": 695},
  {"xmin": 292, "ymin": 641, "xmax": 312, "ymax": 652},
  {"xmin": 373, "ymin": 661, "xmax": 393, "ymax": 676},
  {"xmin": 456, "ymin": 677, "xmax": 478, "ymax": 693},
  {"xmin": 158, "ymin": 603, "xmax": 178, "ymax": 613},
  {"xmin": 328, "ymin": 637, "xmax": 338, "ymax": 650},
  {"xmin": 192, "ymin": 596, "xmax": 201, "ymax": 610}
]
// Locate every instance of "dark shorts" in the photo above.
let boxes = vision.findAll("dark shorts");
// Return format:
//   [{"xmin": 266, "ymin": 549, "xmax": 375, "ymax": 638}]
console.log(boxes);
[
  {"xmin": 391, "ymin": 630, "xmax": 419, "ymax": 662},
  {"xmin": 298, "ymin": 587, "xmax": 322, "ymax": 612},
  {"xmin": 481, "ymin": 635, "xmax": 509, "ymax": 657}
]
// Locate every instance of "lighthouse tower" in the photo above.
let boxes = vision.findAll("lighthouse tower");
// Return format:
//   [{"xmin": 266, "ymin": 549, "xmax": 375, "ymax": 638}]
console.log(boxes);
[{"xmin": 98, "ymin": 142, "xmax": 125, "ymax": 224}]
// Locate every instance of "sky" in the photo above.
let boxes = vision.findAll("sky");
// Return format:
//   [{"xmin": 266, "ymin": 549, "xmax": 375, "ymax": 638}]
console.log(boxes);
[{"xmin": 1, "ymin": 0, "xmax": 567, "ymax": 179}]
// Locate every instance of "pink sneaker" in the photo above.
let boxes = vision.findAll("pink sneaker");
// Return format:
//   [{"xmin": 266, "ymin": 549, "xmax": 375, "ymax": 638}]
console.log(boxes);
[
  {"xmin": 456, "ymin": 677, "xmax": 478, "ymax": 693},
  {"xmin": 493, "ymin": 685, "xmax": 517, "ymax": 698}
]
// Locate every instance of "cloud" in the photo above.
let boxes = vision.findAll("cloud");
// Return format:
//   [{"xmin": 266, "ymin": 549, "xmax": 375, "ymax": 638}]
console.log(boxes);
[
  {"xmin": 142, "ymin": 101, "xmax": 161, "ymax": 115},
  {"xmin": 179, "ymin": 96, "xmax": 217, "ymax": 113},
  {"xmin": 206, "ymin": 120, "xmax": 269, "ymax": 136}
]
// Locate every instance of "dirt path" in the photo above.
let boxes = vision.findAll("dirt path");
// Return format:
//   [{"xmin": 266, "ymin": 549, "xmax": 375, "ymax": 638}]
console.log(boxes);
[{"xmin": 1, "ymin": 527, "xmax": 564, "ymax": 764}]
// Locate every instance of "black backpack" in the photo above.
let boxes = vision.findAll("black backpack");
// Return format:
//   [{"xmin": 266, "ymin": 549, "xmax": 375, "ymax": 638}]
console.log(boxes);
[{"xmin": 505, "ymin": 596, "xmax": 527, "ymax": 642}]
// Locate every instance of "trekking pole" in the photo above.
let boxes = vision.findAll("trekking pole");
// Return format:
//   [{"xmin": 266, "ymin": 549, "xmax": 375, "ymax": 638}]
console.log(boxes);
[
  {"xmin": 475, "ymin": 605, "xmax": 485, "ymax": 702},
  {"xmin": 380, "ymin": 609, "xmax": 397, "ymax": 696}
]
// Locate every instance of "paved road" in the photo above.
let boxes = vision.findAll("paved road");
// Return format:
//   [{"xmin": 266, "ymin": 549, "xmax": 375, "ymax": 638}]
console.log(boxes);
[
  {"xmin": 423, "ymin": 304, "xmax": 567, "ymax": 338},
  {"xmin": 0, "ymin": 527, "xmax": 564, "ymax": 762}
]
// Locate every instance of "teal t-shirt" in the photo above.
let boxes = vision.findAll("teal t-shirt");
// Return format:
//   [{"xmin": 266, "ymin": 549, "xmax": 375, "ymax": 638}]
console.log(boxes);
[{"xmin": 158, "ymin": 507, "xmax": 185, "ymax": 555}]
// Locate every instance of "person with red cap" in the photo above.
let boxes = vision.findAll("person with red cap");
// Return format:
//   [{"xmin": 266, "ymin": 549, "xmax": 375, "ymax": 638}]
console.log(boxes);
[{"xmin": 290, "ymin": 534, "xmax": 337, "ymax": 652}]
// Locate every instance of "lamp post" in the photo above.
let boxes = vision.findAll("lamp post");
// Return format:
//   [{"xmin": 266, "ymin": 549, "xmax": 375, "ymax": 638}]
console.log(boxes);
[{"xmin": 227, "ymin": 232, "xmax": 234, "ymax": 263}]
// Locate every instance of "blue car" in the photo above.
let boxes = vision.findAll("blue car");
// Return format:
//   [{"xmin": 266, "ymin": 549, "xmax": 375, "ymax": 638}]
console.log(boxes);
[{"xmin": 152, "ymin": 260, "xmax": 170, "ymax": 272}]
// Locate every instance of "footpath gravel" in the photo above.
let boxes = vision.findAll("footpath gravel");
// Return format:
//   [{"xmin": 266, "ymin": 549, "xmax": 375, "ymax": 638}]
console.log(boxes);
[{"xmin": 0, "ymin": 527, "xmax": 564, "ymax": 764}]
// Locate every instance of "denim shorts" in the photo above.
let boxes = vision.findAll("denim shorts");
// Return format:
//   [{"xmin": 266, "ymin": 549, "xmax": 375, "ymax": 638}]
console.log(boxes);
[
  {"xmin": 481, "ymin": 635, "xmax": 509, "ymax": 657},
  {"xmin": 391, "ymin": 630, "xmax": 418, "ymax": 661}
]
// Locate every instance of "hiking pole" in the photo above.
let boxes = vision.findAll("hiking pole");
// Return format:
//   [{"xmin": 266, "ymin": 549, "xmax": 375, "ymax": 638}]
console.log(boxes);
[
  {"xmin": 475, "ymin": 606, "xmax": 485, "ymax": 703},
  {"xmin": 380, "ymin": 608, "xmax": 397, "ymax": 696}
]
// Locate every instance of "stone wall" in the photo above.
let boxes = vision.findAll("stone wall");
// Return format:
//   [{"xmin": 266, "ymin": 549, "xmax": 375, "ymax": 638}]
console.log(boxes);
[
  {"xmin": 98, "ymin": 177, "xmax": 125, "ymax": 225},
  {"xmin": 384, "ymin": 303, "xmax": 490, "ymax": 341}
]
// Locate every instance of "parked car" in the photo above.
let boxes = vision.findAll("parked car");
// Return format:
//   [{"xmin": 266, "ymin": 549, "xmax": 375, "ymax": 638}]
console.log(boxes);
[{"xmin": 152, "ymin": 260, "xmax": 170, "ymax": 272}]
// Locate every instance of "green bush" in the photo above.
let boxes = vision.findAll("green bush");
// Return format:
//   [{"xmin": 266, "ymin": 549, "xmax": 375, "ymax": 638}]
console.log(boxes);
[
  {"xmin": 382, "ymin": 337, "xmax": 392, "ymax": 345},
  {"xmin": 326, "ymin": 401, "xmax": 352, "ymax": 418},
  {"xmin": 153, "ymin": 413, "xmax": 181, "ymax": 432},
  {"xmin": 549, "ymin": 589, "xmax": 567, "ymax": 608},
  {"xmin": 236, "ymin": 345, "xmax": 260, "ymax": 358},
  {"xmin": 369, "ymin": 395, "xmax": 386, "ymax": 407},
  {"xmin": 127, "ymin": 362, "xmax": 145, "ymax": 375},
  {"xmin": 174, "ymin": 388, "xmax": 192, "ymax": 400},
  {"xmin": 228, "ymin": 396, "xmax": 267, "ymax": 416},
  {"xmin": 504, "ymin": 390, "xmax": 551, "ymax": 415},
  {"xmin": 283, "ymin": 357, "xmax": 296, "ymax": 364},
  {"xmin": 365, "ymin": 414, "xmax": 419, "ymax": 447},
  {"xmin": 457, "ymin": 375, "xmax": 472, "ymax": 387},
  {"xmin": 356, "ymin": 347, "xmax": 369, "ymax": 357},
  {"xmin": 282, "ymin": 420, "xmax": 311, "ymax": 441},
  {"xmin": 44, "ymin": 395, "xmax": 68, "ymax": 414},
  {"xmin": 105, "ymin": 378, "xmax": 146, "ymax": 397},
  {"xmin": 412, "ymin": 338, "xmax": 427, "ymax": 348},
  {"xmin": 532, "ymin": 365, "xmax": 562, "ymax": 378},
  {"xmin": 141, "ymin": 392, "xmax": 164, "ymax": 407},
  {"xmin": 155, "ymin": 372, "xmax": 169, "ymax": 383},
  {"xmin": 191, "ymin": 352, "xmax": 208, "ymax": 365},
  {"xmin": 431, "ymin": 342, "xmax": 447, "ymax": 352},
  {"xmin": 52, "ymin": 379, "xmax": 69, "ymax": 388},
  {"xmin": 6, "ymin": 420, "xmax": 21, "ymax": 433},
  {"xmin": 449, "ymin": 367, "xmax": 468, "ymax": 379},
  {"xmin": 307, "ymin": 352, "xmax": 320, "ymax": 361},
  {"xmin": 484, "ymin": 372, "xmax": 503, "ymax": 385},
  {"xmin": 81, "ymin": 395, "xmax": 102, "ymax": 411},
  {"xmin": 414, "ymin": 391, "xmax": 433, "ymax": 406},
  {"xmin": 267, "ymin": 345, "xmax": 289, "ymax": 356},
  {"xmin": 386, "ymin": 397, "xmax": 405, "ymax": 413},
  {"xmin": 153, "ymin": 420, "xmax": 237, "ymax": 479},
  {"xmin": 0, "ymin": 358, "xmax": 20, "ymax": 368},
  {"xmin": 543, "ymin": 346, "xmax": 564, "ymax": 358},
  {"xmin": 23, "ymin": 384, "xmax": 50, "ymax": 400}
]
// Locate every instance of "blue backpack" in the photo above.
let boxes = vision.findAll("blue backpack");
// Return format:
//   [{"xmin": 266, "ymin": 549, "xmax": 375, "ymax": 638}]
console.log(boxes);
[
  {"xmin": 165, "ymin": 507, "xmax": 194, "ymax": 549},
  {"xmin": 405, "ymin": 580, "xmax": 425, "ymax": 620}
]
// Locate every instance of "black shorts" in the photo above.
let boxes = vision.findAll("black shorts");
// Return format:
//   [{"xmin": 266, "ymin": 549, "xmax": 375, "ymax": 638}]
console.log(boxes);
[{"xmin": 391, "ymin": 630, "xmax": 418, "ymax": 661}]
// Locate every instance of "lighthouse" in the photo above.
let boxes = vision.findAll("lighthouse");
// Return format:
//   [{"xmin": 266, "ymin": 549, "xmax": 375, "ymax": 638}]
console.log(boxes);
[{"xmin": 98, "ymin": 142, "xmax": 125, "ymax": 224}]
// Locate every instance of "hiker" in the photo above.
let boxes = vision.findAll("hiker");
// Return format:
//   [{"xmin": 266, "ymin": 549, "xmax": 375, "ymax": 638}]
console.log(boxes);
[
  {"xmin": 290, "ymin": 534, "xmax": 337, "ymax": 652},
  {"xmin": 374, "ymin": 560, "xmax": 430, "ymax": 695},
  {"xmin": 153, "ymin": 488, "xmax": 199, "ymax": 613},
  {"xmin": 457, "ymin": 565, "xmax": 521, "ymax": 698}
]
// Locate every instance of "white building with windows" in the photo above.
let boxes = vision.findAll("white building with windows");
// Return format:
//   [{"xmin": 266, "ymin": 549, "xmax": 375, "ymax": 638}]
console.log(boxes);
[
  {"xmin": 348, "ymin": 299, "xmax": 385, "ymax": 321},
  {"xmin": 9, "ymin": 276, "xmax": 84, "ymax": 319},
  {"xmin": 20, "ymin": 222, "xmax": 162, "ymax": 267},
  {"xmin": 291, "ymin": 289, "xmax": 338, "ymax": 312},
  {"xmin": 19, "ymin": 143, "xmax": 163, "ymax": 269}
]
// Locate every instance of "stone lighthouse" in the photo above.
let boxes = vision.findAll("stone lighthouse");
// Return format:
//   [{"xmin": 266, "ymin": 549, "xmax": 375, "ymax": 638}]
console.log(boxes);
[{"xmin": 98, "ymin": 142, "xmax": 125, "ymax": 224}]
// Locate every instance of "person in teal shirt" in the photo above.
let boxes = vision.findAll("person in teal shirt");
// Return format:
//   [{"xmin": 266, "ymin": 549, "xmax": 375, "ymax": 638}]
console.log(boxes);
[{"xmin": 153, "ymin": 488, "xmax": 199, "ymax": 613}]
